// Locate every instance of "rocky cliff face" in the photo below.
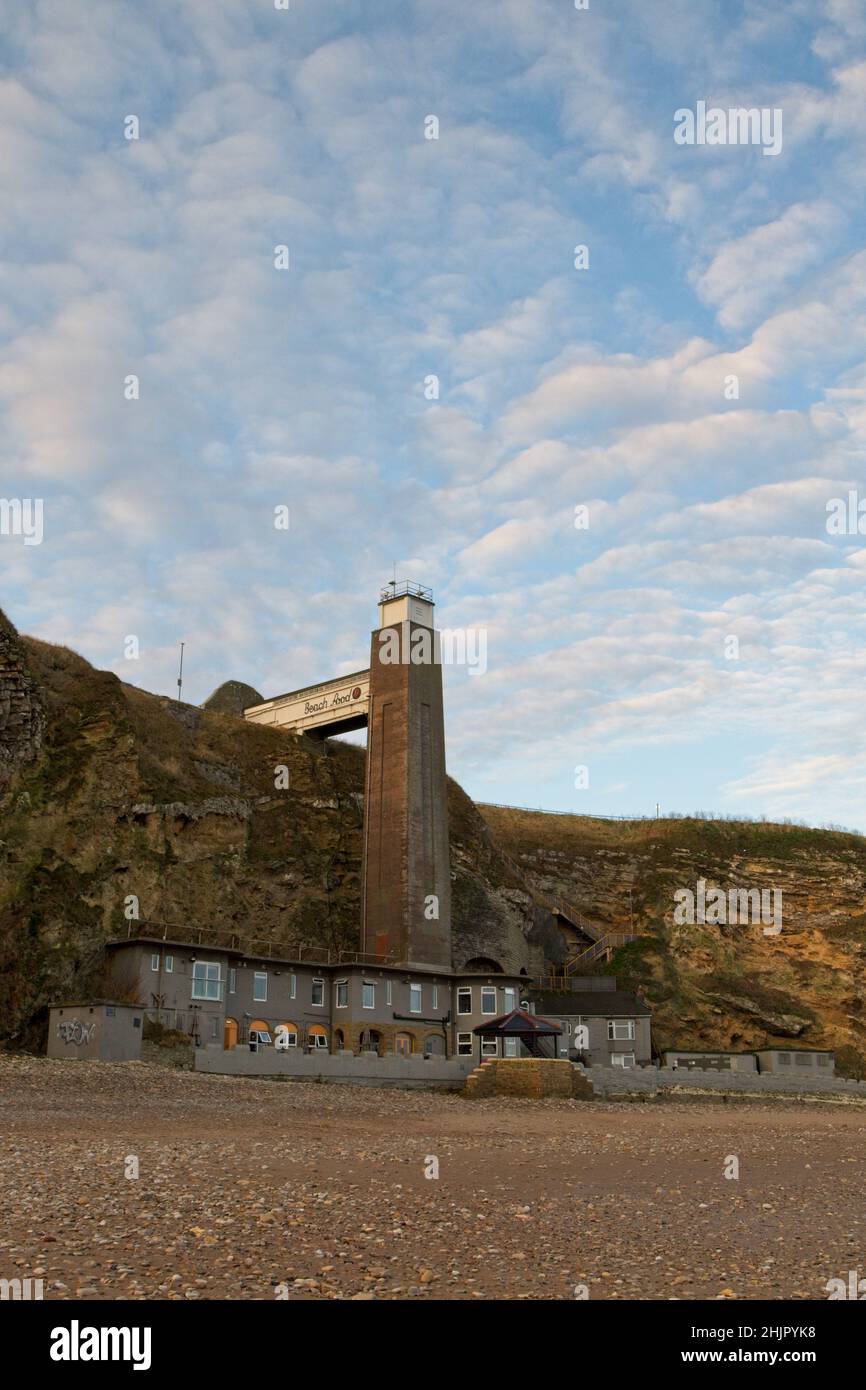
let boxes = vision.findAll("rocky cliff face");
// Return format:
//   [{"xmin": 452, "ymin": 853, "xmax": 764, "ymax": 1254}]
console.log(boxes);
[
  {"xmin": 5, "ymin": 612, "xmax": 866, "ymax": 1074},
  {"xmin": 0, "ymin": 613, "xmax": 539, "ymax": 1043},
  {"xmin": 481, "ymin": 806, "xmax": 866, "ymax": 1076},
  {"xmin": 0, "ymin": 609, "xmax": 44, "ymax": 790}
]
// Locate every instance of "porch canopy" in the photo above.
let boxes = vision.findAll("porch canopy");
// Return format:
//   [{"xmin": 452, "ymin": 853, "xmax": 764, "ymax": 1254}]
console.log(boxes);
[{"xmin": 473, "ymin": 1008, "xmax": 562, "ymax": 1058}]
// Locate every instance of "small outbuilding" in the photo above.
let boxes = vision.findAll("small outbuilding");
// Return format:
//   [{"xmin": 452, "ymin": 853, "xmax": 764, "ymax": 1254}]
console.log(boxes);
[
  {"xmin": 47, "ymin": 1002, "xmax": 144, "ymax": 1062},
  {"xmin": 663, "ymin": 1049, "xmax": 757, "ymax": 1073},
  {"xmin": 755, "ymin": 1048, "xmax": 834, "ymax": 1076}
]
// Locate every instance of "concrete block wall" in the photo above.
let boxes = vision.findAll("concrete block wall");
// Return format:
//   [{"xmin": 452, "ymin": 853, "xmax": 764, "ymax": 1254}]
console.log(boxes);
[
  {"xmin": 586, "ymin": 1065, "xmax": 866, "ymax": 1101},
  {"xmin": 194, "ymin": 1046, "xmax": 474, "ymax": 1089}
]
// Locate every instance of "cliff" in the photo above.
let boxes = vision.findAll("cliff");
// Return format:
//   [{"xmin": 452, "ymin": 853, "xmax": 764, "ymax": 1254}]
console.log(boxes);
[
  {"xmin": 0, "ymin": 612, "xmax": 538, "ymax": 1043},
  {"xmin": 481, "ymin": 805, "xmax": 866, "ymax": 1077}
]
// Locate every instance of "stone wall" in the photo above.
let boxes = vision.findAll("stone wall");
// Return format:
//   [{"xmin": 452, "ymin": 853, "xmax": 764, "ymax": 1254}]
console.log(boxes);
[{"xmin": 464, "ymin": 1057, "xmax": 592, "ymax": 1099}]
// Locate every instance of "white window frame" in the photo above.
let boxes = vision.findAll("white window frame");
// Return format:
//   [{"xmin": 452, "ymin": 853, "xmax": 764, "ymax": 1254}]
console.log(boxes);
[
  {"xmin": 457, "ymin": 987, "xmax": 472, "ymax": 1015},
  {"xmin": 336, "ymin": 979, "xmax": 349, "ymax": 1009},
  {"xmin": 191, "ymin": 961, "xmax": 221, "ymax": 1001},
  {"xmin": 481, "ymin": 986, "xmax": 497, "ymax": 1016},
  {"xmin": 165, "ymin": 955, "xmax": 174, "ymax": 974},
  {"xmin": 150, "ymin": 953, "xmax": 159, "ymax": 972},
  {"xmin": 457, "ymin": 1032, "xmax": 473, "ymax": 1056},
  {"xmin": 253, "ymin": 971, "xmax": 268, "ymax": 1003},
  {"xmin": 290, "ymin": 973, "xmax": 296, "ymax": 1000},
  {"xmin": 503, "ymin": 1037, "xmax": 519, "ymax": 1058},
  {"xmin": 311, "ymin": 1031, "xmax": 328, "ymax": 1049},
  {"xmin": 432, "ymin": 984, "xmax": 439, "ymax": 1010},
  {"xmin": 362, "ymin": 980, "xmax": 375, "ymax": 1010},
  {"xmin": 612, "ymin": 1052, "xmax": 635, "ymax": 1068},
  {"xmin": 608, "ymin": 1019, "xmax": 635, "ymax": 1041},
  {"xmin": 481, "ymin": 1037, "xmax": 498, "ymax": 1057},
  {"xmin": 228, "ymin": 966, "xmax": 236, "ymax": 994},
  {"xmin": 386, "ymin": 980, "xmax": 392, "ymax": 1006},
  {"xmin": 311, "ymin": 978, "xmax": 325, "ymax": 1007},
  {"xmin": 409, "ymin": 983, "xmax": 422, "ymax": 1014},
  {"xmin": 503, "ymin": 987, "xmax": 516, "ymax": 1012}
]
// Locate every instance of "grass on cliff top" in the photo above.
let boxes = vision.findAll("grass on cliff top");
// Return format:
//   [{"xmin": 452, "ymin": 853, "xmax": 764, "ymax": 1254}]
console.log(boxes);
[{"xmin": 479, "ymin": 804, "xmax": 865, "ymax": 861}]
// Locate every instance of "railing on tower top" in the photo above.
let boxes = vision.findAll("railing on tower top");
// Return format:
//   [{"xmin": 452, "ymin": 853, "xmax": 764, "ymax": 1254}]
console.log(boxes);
[{"xmin": 379, "ymin": 580, "xmax": 433, "ymax": 604}]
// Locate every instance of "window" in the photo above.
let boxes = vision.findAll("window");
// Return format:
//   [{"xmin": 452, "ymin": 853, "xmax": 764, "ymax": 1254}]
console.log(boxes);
[
  {"xmin": 191, "ymin": 961, "xmax": 221, "ymax": 1001},
  {"xmin": 308, "ymin": 1024, "xmax": 328, "ymax": 1048},
  {"xmin": 395, "ymin": 1033, "xmax": 413, "ymax": 1056},
  {"xmin": 275, "ymin": 1024, "xmax": 297, "ymax": 1049},
  {"xmin": 817, "ymin": 1054, "xmax": 829, "ymax": 1068},
  {"xmin": 457, "ymin": 1033, "xmax": 473, "ymax": 1056},
  {"xmin": 336, "ymin": 980, "xmax": 349, "ymax": 1008},
  {"xmin": 150, "ymin": 953, "xmax": 159, "ymax": 972},
  {"xmin": 228, "ymin": 966, "xmax": 236, "ymax": 994},
  {"xmin": 481, "ymin": 986, "xmax": 497, "ymax": 1015},
  {"xmin": 210, "ymin": 1016, "xmax": 219, "ymax": 1041},
  {"xmin": 778, "ymin": 1052, "xmax": 791, "ymax": 1066},
  {"xmin": 409, "ymin": 983, "xmax": 422, "ymax": 1013},
  {"xmin": 611, "ymin": 1052, "xmax": 635, "ymax": 1068},
  {"xmin": 311, "ymin": 978, "xmax": 324, "ymax": 1007},
  {"xmin": 165, "ymin": 955, "xmax": 174, "ymax": 974},
  {"xmin": 362, "ymin": 981, "xmax": 375, "ymax": 1009},
  {"xmin": 503, "ymin": 987, "xmax": 516, "ymax": 1012},
  {"xmin": 386, "ymin": 980, "xmax": 392, "ymax": 1006},
  {"xmin": 290, "ymin": 973, "xmax": 296, "ymax": 1000},
  {"xmin": 432, "ymin": 984, "xmax": 439, "ymax": 1010},
  {"xmin": 457, "ymin": 987, "xmax": 471, "ymax": 1015},
  {"xmin": 481, "ymin": 1038, "xmax": 498, "ymax": 1057},
  {"xmin": 254, "ymin": 972, "xmax": 268, "ymax": 1002},
  {"xmin": 608, "ymin": 1019, "xmax": 635, "ymax": 1041},
  {"xmin": 503, "ymin": 1037, "xmax": 519, "ymax": 1057}
]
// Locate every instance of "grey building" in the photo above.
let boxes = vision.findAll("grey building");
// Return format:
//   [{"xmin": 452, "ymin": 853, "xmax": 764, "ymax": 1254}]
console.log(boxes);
[
  {"xmin": 663, "ymin": 1049, "xmax": 758, "ymax": 1073},
  {"xmin": 47, "ymin": 1002, "xmax": 144, "ymax": 1062},
  {"xmin": 103, "ymin": 935, "xmax": 525, "ymax": 1063},
  {"xmin": 529, "ymin": 979, "xmax": 652, "ymax": 1068},
  {"xmin": 755, "ymin": 1048, "xmax": 834, "ymax": 1076}
]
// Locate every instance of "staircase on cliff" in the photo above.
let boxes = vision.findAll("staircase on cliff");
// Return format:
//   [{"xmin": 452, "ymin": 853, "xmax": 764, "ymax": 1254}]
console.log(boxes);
[{"xmin": 536, "ymin": 893, "xmax": 638, "ymax": 981}]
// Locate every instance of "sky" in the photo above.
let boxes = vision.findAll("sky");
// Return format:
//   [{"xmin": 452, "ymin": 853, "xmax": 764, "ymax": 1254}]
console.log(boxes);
[{"xmin": 1, "ymin": 0, "xmax": 865, "ymax": 828}]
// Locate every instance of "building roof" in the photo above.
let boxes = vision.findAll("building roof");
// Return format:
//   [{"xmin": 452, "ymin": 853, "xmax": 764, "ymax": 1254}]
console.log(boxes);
[
  {"xmin": 532, "ymin": 990, "xmax": 650, "ymax": 1018},
  {"xmin": 473, "ymin": 1008, "xmax": 562, "ymax": 1037}
]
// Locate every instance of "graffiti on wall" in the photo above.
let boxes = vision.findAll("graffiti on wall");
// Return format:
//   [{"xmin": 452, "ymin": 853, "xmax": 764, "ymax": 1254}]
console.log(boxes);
[{"xmin": 57, "ymin": 1019, "xmax": 96, "ymax": 1047}]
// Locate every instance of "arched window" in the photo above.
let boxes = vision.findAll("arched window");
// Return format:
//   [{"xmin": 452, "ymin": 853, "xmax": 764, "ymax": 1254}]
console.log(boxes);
[
  {"xmin": 274, "ymin": 1023, "xmax": 298, "ymax": 1050},
  {"xmin": 307, "ymin": 1023, "xmax": 328, "ymax": 1050},
  {"xmin": 360, "ymin": 1029, "xmax": 382, "ymax": 1055},
  {"xmin": 394, "ymin": 1032, "xmax": 413, "ymax": 1056},
  {"xmin": 462, "ymin": 956, "xmax": 504, "ymax": 973},
  {"xmin": 334, "ymin": 1028, "xmax": 345, "ymax": 1052},
  {"xmin": 423, "ymin": 1035, "xmax": 445, "ymax": 1057}
]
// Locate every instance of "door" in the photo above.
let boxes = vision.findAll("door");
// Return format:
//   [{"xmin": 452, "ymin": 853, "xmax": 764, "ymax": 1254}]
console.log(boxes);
[
  {"xmin": 395, "ymin": 1033, "xmax": 413, "ymax": 1056},
  {"xmin": 223, "ymin": 1017, "xmax": 238, "ymax": 1050}
]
